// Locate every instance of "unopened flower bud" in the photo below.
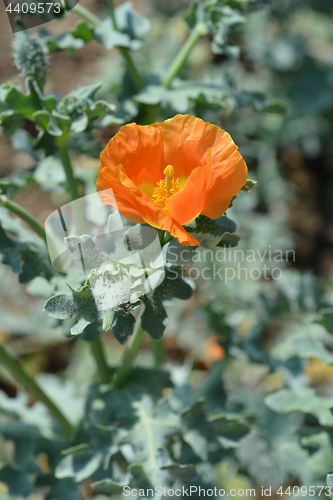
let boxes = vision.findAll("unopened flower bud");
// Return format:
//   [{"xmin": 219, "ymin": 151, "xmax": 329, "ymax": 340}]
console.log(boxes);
[{"xmin": 12, "ymin": 29, "xmax": 48, "ymax": 88}]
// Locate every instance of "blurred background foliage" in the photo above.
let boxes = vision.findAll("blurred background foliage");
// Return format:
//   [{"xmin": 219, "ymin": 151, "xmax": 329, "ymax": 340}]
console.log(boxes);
[{"xmin": 1, "ymin": 0, "xmax": 333, "ymax": 498}]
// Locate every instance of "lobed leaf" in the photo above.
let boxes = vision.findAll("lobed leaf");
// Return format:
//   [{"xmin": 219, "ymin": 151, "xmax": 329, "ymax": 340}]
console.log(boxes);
[
  {"xmin": 44, "ymin": 283, "xmax": 97, "ymax": 335},
  {"xmin": 265, "ymin": 387, "xmax": 333, "ymax": 426},
  {"xmin": 112, "ymin": 312, "xmax": 136, "ymax": 344},
  {"xmin": 185, "ymin": 214, "xmax": 237, "ymax": 248},
  {"xmin": 40, "ymin": 3, "xmax": 150, "ymax": 54},
  {"xmin": 184, "ymin": 0, "xmax": 246, "ymax": 59},
  {"xmin": 0, "ymin": 208, "xmax": 55, "ymax": 283},
  {"xmin": 0, "ymin": 78, "xmax": 57, "ymax": 137},
  {"xmin": 141, "ymin": 265, "xmax": 193, "ymax": 339}
]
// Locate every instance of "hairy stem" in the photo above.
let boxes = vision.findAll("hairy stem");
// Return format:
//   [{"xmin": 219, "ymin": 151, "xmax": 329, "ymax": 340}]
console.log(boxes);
[
  {"xmin": 162, "ymin": 22, "xmax": 208, "ymax": 89},
  {"xmin": 0, "ymin": 194, "xmax": 47, "ymax": 242},
  {"xmin": 55, "ymin": 143, "xmax": 111, "ymax": 383},
  {"xmin": 90, "ymin": 337, "xmax": 111, "ymax": 384},
  {"xmin": 118, "ymin": 47, "xmax": 145, "ymax": 91},
  {"xmin": 113, "ymin": 321, "xmax": 146, "ymax": 387},
  {"xmin": 56, "ymin": 141, "xmax": 80, "ymax": 203},
  {"xmin": 151, "ymin": 339, "xmax": 164, "ymax": 365},
  {"xmin": 0, "ymin": 345, "xmax": 75, "ymax": 435},
  {"xmin": 56, "ymin": 141, "xmax": 85, "ymax": 234},
  {"xmin": 104, "ymin": 0, "xmax": 117, "ymax": 30},
  {"xmin": 72, "ymin": 4, "xmax": 103, "ymax": 27},
  {"xmin": 73, "ymin": 0, "xmax": 144, "ymax": 91},
  {"xmin": 107, "ymin": 0, "xmax": 144, "ymax": 92}
]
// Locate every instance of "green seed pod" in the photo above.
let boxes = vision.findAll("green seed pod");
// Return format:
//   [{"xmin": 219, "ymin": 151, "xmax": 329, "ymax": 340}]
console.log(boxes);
[{"xmin": 12, "ymin": 29, "xmax": 48, "ymax": 88}]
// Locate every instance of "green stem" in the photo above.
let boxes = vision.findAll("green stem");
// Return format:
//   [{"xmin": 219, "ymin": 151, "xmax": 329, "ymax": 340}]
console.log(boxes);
[
  {"xmin": 55, "ymin": 146, "xmax": 111, "ymax": 388},
  {"xmin": 0, "ymin": 195, "xmax": 47, "ymax": 243},
  {"xmin": 151, "ymin": 339, "xmax": 164, "ymax": 365},
  {"xmin": 56, "ymin": 141, "xmax": 80, "ymax": 203},
  {"xmin": 118, "ymin": 47, "xmax": 145, "ymax": 91},
  {"xmin": 162, "ymin": 22, "xmax": 208, "ymax": 89},
  {"xmin": 72, "ymin": 4, "xmax": 103, "ymax": 27},
  {"xmin": 72, "ymin": 0, "xmax": 144, "ymax": 91},
  {"xmin": 0, "ymin": 345, "xmax": 75, "ymax": 435},
  {"xmin": 90, "ymin": 337, "xmax": 111, "ymax": 384},
  {"xmin": 55, "ymin": 144, "xmax": 111, "ymax": 387},
  {"xmin": 105, "ymin": 0, "xmax": 117, "ymax": 30},
  {"xmin": 56, "ymin": 141, "xmax": 85, "ymax": 234},
  {"xmin": 105, "ymin": 0, "xmax": 144, "ymax": 91},
  {"xmin": 113, "ymin": 321, "xmax": 146, "ymax": 388}
]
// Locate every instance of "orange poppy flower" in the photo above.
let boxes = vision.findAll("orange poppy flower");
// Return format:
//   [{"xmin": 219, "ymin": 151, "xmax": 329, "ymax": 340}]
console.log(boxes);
[{"xmin": 97, "ymin": 114, "xmax": 247, "ymax": 246}]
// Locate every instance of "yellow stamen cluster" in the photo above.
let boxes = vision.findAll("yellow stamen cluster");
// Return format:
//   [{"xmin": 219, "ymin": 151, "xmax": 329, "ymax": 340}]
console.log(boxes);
[{"xmin": 152, "ymin": 165, "xmax": 180, "ymax": 210}]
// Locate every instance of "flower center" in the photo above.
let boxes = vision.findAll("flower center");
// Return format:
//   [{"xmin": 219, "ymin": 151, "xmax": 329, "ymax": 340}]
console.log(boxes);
[{"xmin": 152, "ymin": 165, "xmax": 180, "ymax": 210}]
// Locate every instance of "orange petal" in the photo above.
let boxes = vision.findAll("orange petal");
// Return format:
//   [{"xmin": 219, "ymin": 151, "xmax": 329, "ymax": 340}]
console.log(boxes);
[
  {"xmin": 165, "ymin": 149, "xmax": 212, "ymax": 225},
  {"xmin": 98, "ymin": 165, "xmax": 199, "ymax": 246},
  {"xmin": 202, "ymin": 147, "xmax": 248, "ymax": 219},
  {"xmin": 100, "ymin": 122, "xmax": 164, "ymax": 187},
  {"xmin": 97, "ymin": 167, "xmax": 146, "ymax": 224},
  {"xmin": 152, "ymin": 114, "xmax": 217, "ymax": 180},
  {"xmin": 97, "ymin": 114, "xmax": 247, "ymax": 238}
]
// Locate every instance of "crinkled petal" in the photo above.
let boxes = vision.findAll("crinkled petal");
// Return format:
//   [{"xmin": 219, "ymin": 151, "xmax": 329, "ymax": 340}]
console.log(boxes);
[
  {"xmin": 97, "ymin": 167, "xmax": 146, "ymax": 224},
  {"xmin": 202, "ymin": 147, "xmax": 248, "ymax": 219},
  {"xmin": 98, "ymin": 165, "xmax": 199, "ymax": 246},
  {"xmin": 153, "ymin": 114, "xmax": 217, "ymax": 181},
  {"xmin": 97, "ymin": 114, "xmax": 247, "ymax": 240},
  {"xmin": 165, "ymin": 149, "xmax": 212, "ymax": 225},
  {"xmin": 202, "ymin": 127, "xmax": 247, "ymax": 219},
  {"xmin": 99, "ymin": 122, "xmax": 164, "ymax": 188}
]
